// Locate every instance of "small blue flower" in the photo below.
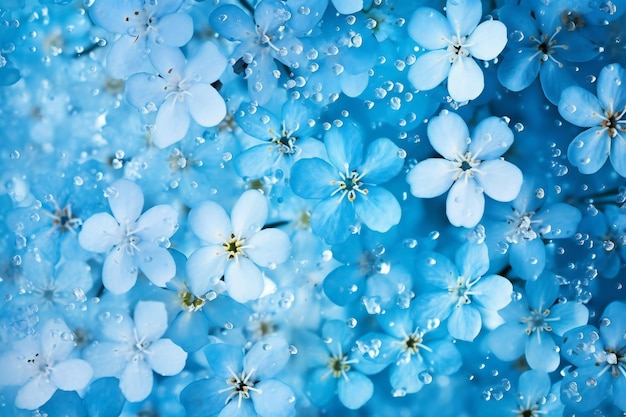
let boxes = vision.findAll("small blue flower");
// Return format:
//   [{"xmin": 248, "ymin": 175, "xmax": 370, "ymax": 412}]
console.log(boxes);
[
  {"xmin": 560, "ymin": 301, "xmax": 626, "ymax": 412},
  {"xmin": 78, "ymin": 178, "xmax": 179, "ymax": 294},
  {"xmin": 406, "ymin": 110, "xmax": 523, "ymax": 228},
  {"xmin": 559, "ymin": 63, "xmax": 626, "ymax": 177},
  {"xmin": 413, "ymin": 241, "xmax": 512, "ymax": 342},
  {"xmin": 180, "ymin": 336, "xmax": 295, "ymax": 417},
  {"xmin": 290, "ymin": 123, "xmax": 404, "ymax": 244},
  {"xmin": 407, "ymin": 0, "xmax": 507, "ymax": 102},
  {"xmin": 488, "ymin": 272, "xmax": 588, "ymax": 372}
]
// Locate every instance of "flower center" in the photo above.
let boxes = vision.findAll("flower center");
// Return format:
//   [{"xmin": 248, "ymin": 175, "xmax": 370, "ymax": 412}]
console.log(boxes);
[
  {"xmin": 219, "ymin": 368, "xmax": 261, "ymax": 408},
  {"xmin": 529, "ymin": 27, "xmax": 566, "ymax": 67},
  {"xmin": 330, "ymin": 165, "xmax": 369, "ymax": 202},
  {"xmin": 179, "ymin": 291, "xmax": 206, "ymax": 312},
  {"xmin": 271, "ymin": 133, "xmax": 298, "ymax": 155},
  {"xmin": 402, "ymin": 330, "xmax": 430, "ymax": 355},
  {"xmin": 328, "ymin": 354, "xmax": 352, "ymax": 378},
  {"xmin": 506, "ymin": 210, "xmax": 538, "ymax": 243},
  {"xmin": 601, "ymin": 107, "xmax": 626, "ymax": 138},
  {"xmin": 453, "ymin": 152, "xmax": 481, "ymax": 181},
  {"xmin": 445, "ymin": 35, "xmax": 470, "ymax": 63},
  {"xmin": 521, "ymin": 308, "xmax": 556, "ymax": 334},
  {"xmin": 449, "ymin": 276, "xmax": 480, "ymax": 307},
  {"xmin": 223, "ymin": 234, "xmax": 247, "ymax": 260},
  {"xmin": 594, "ymin": 348, "xmax": 626, "ymax": 378}
]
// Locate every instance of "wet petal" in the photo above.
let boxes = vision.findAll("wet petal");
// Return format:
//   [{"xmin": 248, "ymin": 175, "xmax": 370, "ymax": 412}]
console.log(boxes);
[
  {"xmin": 224, "ymin": 257, "xmax": 264, "ymax": 303},
  {"xmin": 153, "ymin": 95, "xmax": 190, "ymax": 148},
  {"xmin": 408, "ymin": 7, "xmax": 452, "ymax": 50},
  {"xmin": 474, "ymin": 159, "xmax": 523, "ymax": 202},
  {"xmin": 231, "ymin": 190, "xmax": 269, "ymax": 237},
  {"xmin": 103, "ymin": 247, "xmax": 138, "ymax": 294},
  {"xmin": 496, "ymin": 47, "xmax": 541, "ymax": 92},
  {"xmin": 79, "ymin": 213, "xmax": 122, "ymax": 253},
  {"xmin": 147, "ymin": 339, "xmax": 187, "ymax": 376},
  {"xmin": 186, "ymin": 83, "xmax": 226, "ymax": 127},
  {"xmin": 246, "ymin": 228, "xmax": 292, "ymax": 267},
  {"xmin": 597, "ymin": 63, "xmax": 626, "ymax": 112},
  {"xmin": 567, "ymin": 128, "xmax": 610, "ymax": 175},
  {"xmin": 188, "ymin": 201, "xmax": 232, "ymax": 244},
  {"xmin": 354, "ymin": 186, "xmax": 401, "ymax": 233},
  {"xmin": 446, "ymin": 178, "xmax": 485, "ymax": 228},
  {"xmin": 466, "ymin": 20, "xmax": 507, "ymax": 61},
  {"xmin": 244, "ymin": 336, "xmax": 290, "ymax": 380},
  {"xmin": 559, "ymin": 86, "xmax": 605, "ymax": 127},
  {"xmin": 406, "ymin": 158, "xmax": 457, "ymax": 198},
  {"xmin": 408, "ymin": 50, "xmax": 451, "ymax": 92},
  {"xmin": 108, "ymin": 178, "xmax": 144, "ymax": 224},
  {"xmin": 448, "ymin": 55, "xmax": 484, "ymax": 102}
]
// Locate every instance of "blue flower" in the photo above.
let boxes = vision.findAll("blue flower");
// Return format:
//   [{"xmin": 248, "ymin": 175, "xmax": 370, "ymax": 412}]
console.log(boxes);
[
  {"xmin": 497, "ymin": 0, "xmax": 600, "ymax": 104},
  {"xmin": 356, "ymin": 308, "xmax": 461, "ymax": 395},
  {"xmin": 0, "ymin": 318, "xmax": 93, "ymax": 410},
  {"xmin": 578, "ymin": 204, "xmax": 626, "ymax": 279},
  {"xmin": 559, "ymin": 63, "xmax": 626, "ymax": 176},
  {"xmin": 233, "ymin": 100, "xmax": 324, "ymax": 180},
  {"xmin": 125, "ymin": 42, "xmax": 227, "ymax": 148},
  {"xmin": 186, "ymin": 190, "xmax": 292, "ymax": 303},
  {"xmin": 488, "ymin": 272, "xmax": 588, "ymax": 372},
  {"xmin": 180, "ymin": 336, "xmax": 295, "ymax": 417},
  {"xmin": 406, "ymin": 110, "xmax": 523, "ymax": 228},
  {"xmin": 78, "ymin": 178, "xmax": 179, "ymax": 294},
  {"xmin": 290, "ymin": 123, "xmax": 404, "ymax": 244},
  {"xmin": 303, "ymin": 320, "xmax": 374, "ymax": 410},
  {"xmin": 89, "ymin": 0, "xmax": 194, "ymax": 79},
  {"xmin": 560, "ymin": 301, "xmax": 626, "ymax": 412},
  {"xmin": 413, "ymin": 241, "xmax": 512, "ymax": 342},
  {"xmin": 83, "ymin": 301, "xmax": 187, "ymax": 402},
  {"xmin": 407, "ymin": 0, "xmax": 507, "ymax": 102}
]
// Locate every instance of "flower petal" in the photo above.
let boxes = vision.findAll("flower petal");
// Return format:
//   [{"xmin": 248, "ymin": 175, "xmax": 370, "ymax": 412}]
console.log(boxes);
[
  {"xmin": 147, "ymin": 338, "xmax": 187, "ymax": 376},
  {"xmin": 610, "ymin": 132, "xmax": 626, "ymax": 177},
  {"xmin": 446, "ymin": 178, "xmax": 485, "ymax": 228},
  {"xmin": 354, "ymin": 186, "xmax": 401, "ymax": 233},
  {"xmin": 446, "ymin": 0, "xmax": 481, "ymax": 37},
  {"xmin": 447, "ymin": 305, "xmax": 481, "ymax": 341},
  {"xmin": 290, "ymin": 157, "xmax": 338, "ymax": 199},
  {"xmin": 472, "ymin": 274, "xmax": 512, "ymax": 311},
  {"xmin": 186, "ymin": 245, "xmax": 227, "ymax": 295},
  {"xmin": 448, "ymin": 55, "xmax": 484, "ymax": 102},
  {"xmin": 567, "ymin": 128, "xmax": 611, "ymax": 175},
  {"xmin": 15, "ymin": 375, "xmax": 57, "ymax": 410},
  {"xmin": 231, "ymin": 190, "xmax": 269, "ymax": 237},
  {"xmin": 102, "ymin": 247, "xmax": 138, "ymax": 294},
  {"xmin": 50, "ymin": 359, "xmax": 93, "ymax": 391},
  {"xmin": 324, "ymin": 123, "xmax": 363, "ymax": 169},
  {"xmin": 534, "ymin": 203, "xmax": 582, "ymax": 239},
  {"xmin": 406, "ymin": 158, "xmax": 457, "ymax": 198},
  {"xmin": 359, "ymin": 138, "xmax": 404, "ymax": 184},
  {"xmin": 474, "ymin": 159, "xmax": 523, "ymax": 202},
  {"xmin": 469, "ymin": 116, "xmax": 514, "ymax": 160},
  {"xmin": 186, "ymin": 83, "xmax": 226, "ymax": 127},
  {"xmin": 79, "ymin": 212, "xmax": 122, "ymax": 253},
  {"xmin": 466, "ymin": 20, "xmax": 507, "ymax": 61},
  {"xmin": 558, "ymin": 86, "xmax": 605, "ymax": 128},
  {"xmin": 408, "ymin": 8, "xmax": 452, "ymax": 50},
  {"xmin": 209, "ymin": 5, "xmax": 256, "ymax": 41},
  {"xmin": 244, "ymin": 336, "xmax": 290, "ymax": 380},
  {"xmin": 225, "ymin": 257, "xmax": 264, "ymax": 303},
  {"xmin": 487, "ymin": 322, "xmax": 527, "ymax": 361},
  {"xmin": 497, "ymin": 47, "xmax": 541, "ymax": 92},
  {"xmin": 408, "ymin": 50, "xmax": 451, "ymax": 92},
  {"xmin": 310, "ymin": 195, "xmax": 356, "ymax": 245},
  {"xmin": 597, "ymin": 63, "xmax": 626, "ymax": 112},
  {"xmin": 119, "ymin": 360, "xmax": 153, "ymax": 402},
  {"xmin": 246, "ymin": 228, "xmax": 292, "ymax": 267},
  {"xmin": 188, "ymin": 201, "xmax": 232, "ymax": 244},
  {"xmin": 134, "ymin": 300, "xmax": 168, "ymax": 342},
  {"xmin": 337, "ymin": 371, "xmax": 373, "ymax": 410},
  {"xmin": 526, "ymin": 331, "xmax": 559, "ymax": 372},
  {"xmin": 509, "ymin": 238, "xmax": 546, "ymax": 281},
  {"xmin": 153, "ymin": 95, "xmax": 190, "ymax": 148},
  {"xmin": 252, "ymin": 379, "xmax": 296, "ymax": 417},
  {"xmin": 155, "ymin": 12, "xmax": 193, "ymax": 47},
  {"xmin": 108, "ymin": 178, "xmax": 144, "ymax": 224},
  {"xmin": 428, "ymin": 110, "xmax": 469, "ymax": 160}
]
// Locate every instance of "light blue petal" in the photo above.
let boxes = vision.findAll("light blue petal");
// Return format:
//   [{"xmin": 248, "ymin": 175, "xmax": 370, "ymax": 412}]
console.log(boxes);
[
  {"xmin": 135, "ymin": 204, "xmax": 178, "ymax": 241},
  {"xmin": 251, "ymin": 379, "xmax": 296, "ymax": 417},
  {"xmin": 14, "ymin": 375, "xmax": 57, "ymax": 410},
  {"xmin": 549, "ymin": 302, "xmax": 589, "ymax": 337},
  {"xmin": 488, "ymin": 322, "xmax": 527, "ymax": 361},
  {"xmin": 509, "ymin": 238, "xmax": 546, "ymax": 281},
  {"xmin": 220, "ymin": 398, "xmax": 256, "ymax": 417},
  {"xmin": 186, "ymin": 245, "xmax": 227, "ymax": 295},
  {"xmin": 235, "ymin": 144, "xmax": 281, "ymax": 179},
  {"xmin": 455, "ymin": 241, "xmax": 489, "ymax": 280},
  {"xmin": 185, "ymin": 42, "xmax": 227, "ymax": 83},
  {"xmin": 78, "ymin": 213, "xmax": 122, "ymax": 253},
  {"xmin": 472, "ymin": 274, "xmax": 512, "ymax": 311},
  {"xmin": 337, "ymin": 372, "xmax": 373, "ymax": 410},
  {"xmin": 599, "ymin": 301, "xmax": 626, "ymax": 349},
  {"xmin": 614, "ymin": 375, "xmax": 626, "ymax": 412},
  {"xmin": 446, "ymin": 178, "xmax": 485, "ymax": 228},
  {"xmin": 209, "ymin": 5, "xmax": 255, "ymax": 41},
  {"xmin": 153, "ymin": 95, "xmax": 191, "ymax": 148},
  {"xmin": 423, "ymin": 340, "xmax": 462, "ymax": 375},
  {"xmin": 224, "ymin": 257, "xmax": 264, "ymax": 303},
  {"xmin": 558, "ymin": 86, "xmax": 605, "ymax": 128},
  {"xmin": 108, "ymin": 178, "xmax": 144, "ymax": 224},
  {"xmin": 597, "ymin": 63, "xmax": 626, "ymax": 112},
  {"xmin": 187, "ymin": 83, "xmax": 226, "ymax": 127},
  {"xmin": 539, "ymin": 59, "xmax": 576, "ymax": 105},
  {"xmin": 406, "ymin": 158, "xmax": 457, "ymax": 198},
  {"xmin": 102, "ymin": 246, "xmax": 137, "ymax": 294},
  {"xmin": 135, "ymin": 244, "xmax": 175, "ymax": 287},
  {"xmin": 525, "ymin": 273, "xmax": 559, "ymax": 311},
  {"xmin": 147, "ymin": 338, "xmax": 187, "ymax": 376},
  {"xmin": 304, "ymin": 368, "xmax": 336, "ymax": 406},
  {"xmin": 188, "ymin": 200, "xmax": 231, "ymax": 244},
  {"xmin": 287, "ymin": 0, "xmax": 327, "ymax": 32},
  {"xmin": 246, "ymin": 50, "xmax": 278, "ymax": 105},
  {"xmin": 167, "ymin": 310, "xmax": 210, "ymax": 352},
  {"xmin": 408, "ymin": 50, "xmax": 451, "ymax": 92},
  {"xmin": 610, "ymin": 132, "xmax": 626, "ymax": 177},
  {"xmin": 525, "ymin": 331, "xmax": 559, "ymax": 372},
  {"xmin": 120, "ymin": 360, "xmax": 153, "ymax": 402},
  {"xmin": 134, "ymin": 300, "xmax": 168, "ymax": 342},
  {"xmin": 324, "ymin": 123, "xmax": 363, "ymax": 170},
  {"xmin": 106, "ymin": 35, "xmax": 147, "ymax": 79},
  {"xmin": 474, "ymin": 159, "xmax": 523, "ymax": 202},
  {"xmin": 125, "ymin": 73, "xmax": 168, "ymax": 110},
  {"xmin": 561, "ymin": 365, "xmax": 611, "ymax": 412},
  {"xmin": 310, "ymin": 195, "xmax": 356, "ymax": 245},
  {"xmin": 567, "ymin": 128, "xmax": 611, "ymax": 175},
  {"xmin": 50, "ymin": 359, "xmax": 93, "ymax": 391},
  {"xmin": 446, "ymin": 0, "xmax": 481, "ymax": 37},
  {"xmin": 235, "ymin": 104, "xmax": 280, "ymax": 140},
  {"xmin": 428, "ymin": 110, "xmax": 469, "ymax": 160},
  {"xmin": 89, "ymin": 0, "xmax": 140, "ymax": 34},
  {"xmin": 246, "ymin": 228, "xmax": 292, "ymax": 267},
  {"xmin": 359, "ymin": 138, "xmax": 404, "ymax": 184},
  {"xmin": 231, "ymin": 189, "xmax": 269, "ymax": 237},
  {"xmin": 204, "ymin": 343, "xmax": 244, "ymax": 378},
  {"xmin": 534, "ymin": 203, "xmax": 582, "ymax": 239},
  {"xmin": 518, "ymin": 370, "xmax": 551, "ymax": 405},
  {"xmin": 466, "ymin": 20, "xmax": 507, "ymax": 61},
  {"xmin": 354, "ymin": 186, "xmax": 401, "ymax": 233},
  {"xmin": 244, "ymin": 336, "xmax": 290, "ymax": 380},
  {"xmin": 448, "ymin": 55, "xmax": 484, "ymax": 102},
  {"xmin": 413, "ymin": 292, "xmax": 457, "ymax": 323},
  {"xmin": 389, "ymin": 355, "xmax": 426, "ymax": 394},
  {"xmin": 331, "ymin": 0, "xmax": 364, "ymax": 15},
  {"xmin": 154, "ymin": 12, "xmax": 193, "ymax": 47},
  {"xmin": 323, "ymin": 266, "xmax": 365, "ymax": 306},
  {"xmin": 447, "ymin": 305, "xmax": 481, "ymax": 341},
  {"xmin": 561, "ymin": 325, "xmax": 604, "ymax": 368},
  {"xmin": 180, "ymin": 378, "xmax": 230, "ymax": 417},
  {"xmin": 408, "ymin": 8, "xmax": 452, "ymax": 50},
  {"xmin": 415, "ymin": 251, "xmax": 458, "ymax": 290},
  {"xmin": 469, "ymin": 116, "xmax": 514, "ymax": 160},
  {"xmin": 497, "ymin": 48, "xmax": 540, "ymax": 92},
  {"xmin": 290, "ymin": 158, "xmax": 337, "ymax": 199},
  {"xmin": 322, "ymin": 319, "xmax": 357, "ymax": 354}
]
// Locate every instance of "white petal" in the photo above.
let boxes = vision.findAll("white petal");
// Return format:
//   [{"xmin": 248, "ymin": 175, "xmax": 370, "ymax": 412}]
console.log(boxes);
[
  {"xmin": 231, "ymin": 190, "xmax": 269, "ymax": 237},
  {"xmin": 448, "ymin": 56, "xmax": 484, "ymax": 102},
  {"xmin": 186, "ymin": 83, "xmax": 226, "ymax": 127},
  {"xmin": 184, "ymin": 42, "xmax": 227, "ymax": 83},
  {"xmin": 107, "ymin": 178, "xmax": 144, "ymax": 224},
  {"xmin": 466, "ymin": 20, "xmax": 507, "ymax": 61},
  {"xmin": 135, "ymin": 244, "xmax": 175, "ymax": 287},
  {"xmin": 102, "ymin": 246, "xmax": 138, "ymax": 294},
  {"xmin": 40, "ymin": 318, "xmax": 74, "ymax": 361},
  {"xmin": 134, "ymin": 301, "xmax": 168, "ymax": 342},
  {"xmin": 427, "ymin": 110, "xmax": 470, "ymax": 160},
  {"xmin": 188, "ymin": 200, "xmax": 232, "ymax": 243},
  {"xmin": 446, "ymin": 179, "xmax": 485, "ymax": 228},
  {"xmin": 153, "ymin": 95, "xmax": 190, "ymax": 148},
  {"xmin": 245, "ymin": 228, "xmax": 292, "ymax": 267},
  {"xmin": 474, "ymin": 160, "xmax": 523, "ymax": 202},
  {"xmin": 186, "ymin": 245, "xmax": 227, "ymax": 295},
  {"xmin": 408, "ymin": 50, "xmax": 451, "ymax": 92},
  {"xmin": 406, "ymin": 158, "xmax": 457, "ymax": 198},
  {"xmin": 147, "ymin": 339, "xmax": 187, "ymax": 376},
  {"xmin": 225, "ymin": 257, "xmax": 264, "ymax": 303},
  {"xmin": 120, "ymin": 360, "xmax": 153, "ymax": 402},
  {"xmin": 50, "ymin": 359, "xmax": 93, "ymax": 391},
  {"xmin": 78, "ymin": 212, "xmax": 122, "ymax": 253},
  {"xmin": 15, "ymin": 375, "xmax": 56, "ymax": 410},
  {"xmin": 135, "ymin": 204, "xmax": 179, "ymax": 241}
]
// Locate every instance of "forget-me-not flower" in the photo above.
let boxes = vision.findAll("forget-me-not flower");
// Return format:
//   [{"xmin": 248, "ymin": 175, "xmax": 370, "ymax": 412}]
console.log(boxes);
[
  {"xmin": 290, "ymin": 123, "xmax": 404, "ymax": 244},
  {"xmin": 558, "ymin": 63, "xmax": 626, "ymax": 177},
  {"xmin": 186, "ymin": 190, "xmax": 292, "ymax": 303},
  {"xmin": 78, "ymin": 178, "xmax": 179, "ymax": 294},
  {"xmin": 407, "ymin": 0, "xmax": 507, "ymax": 102},
  {"xmin": 406, "ymin": 110, "xmax": 523, "ymax": 228}
]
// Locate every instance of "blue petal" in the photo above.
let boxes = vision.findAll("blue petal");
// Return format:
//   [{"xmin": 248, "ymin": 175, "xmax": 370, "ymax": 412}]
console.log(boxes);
[
  {"xmin": 455, "ymin": 241, "xmax": 489, "ymax": 280},
  {"xmin": 539, "ymin": 59, "xmax": 576, "ymax": 105},
  {"xmin": 389, "ymin": 355, "xmax": 426, "ymax": 394},
  {"xmin": 558, "ymin": 86, "xmax": 605, "ymax": 128},
  {"xmin": 243, "ymin": 336, "xmax": 290, "ymax": 380},
  {"xmin": 354, "ymin": 186, "xmax": 401, "ymax": 233},
  {"xmin": 472, "ymin": 274, "xmax": 512, "ymax": 311},
  {"xmin": 234, "ymin": 144, "xmax": 281, "ymax": 179},
  {"xmin": 290, "ymin": 158, "xmax": 337, "ymax": 199},
  {"xmin": 323, "ymin": 266, "xmax": 365, "ymax": 306},
  {"xmin": 331, "ymin": 0, "xmax": 364, "ymax": 15},
  {"xmin": 475, "ymin": 160, "xmax": 523, "ymax": 202},
  {"xmin": 408, "ymin": 50, "xmax": 451, "ymax": 92},
  {"xmin": 187, "ymin": 83, "xmax": 226, "ymax": 127},
  {"xmin": 428, "ymin": 110, "xmax": 469, "ymax": 160},
  {"xmin": 102, "ymin": 247, "xmax": 137, "ymax": 294},
  {"xmin": 509, "ymin": 238, "xmax": 546, "ymax": 281},
  {"xmin": 567, "ymin": 128, "xmax": 611, "ymax": 175},
  {"xmin": 423, "ymin": 340, "xmax": 462, "ymax": 375},
  {"xmin": 497, "ymin": 48, "xmax": 540, "ymax": 92},
  {"xmin": 304, "ymin": 368, "xmax": 336, "ymax": 406},
  {"xmin": 447, "ymin": 304, "xmax": 481, "ymax": 341},
  {"xmin": 469, "ymin": 116, "xmax": 515, "ymax": 160},
  {"xmin": 408, "ymin": 8, "xmax": 452, "ymax": 50},
  {"xmin": 448, "ymin": 55, "xmax": 484, "ymax": 102},
  {"xmin": 611, "ymin": 132, "xmax": 626, "ymax": 177},
  {"xmin": 251, "ymin": 379, "xmax": 296, "ymax": 417},
  {"xmin": 154, "ymin": 12, "xmax": 193, "ymax": 47},
  {"xmin": 446, "ymin": 178, "xmax": 485, "ymax": 228},
  {"xmin": 599, "ymin": 301, "xmax": 626, "ymax": 349},
  {"xmin": 597, "ymin": 63, "xmax": 626, "ymax": 112},
  {"xmin": 534, "ymin": 203, "xmax": 582, "ymax": 239},
  {"xmin": 488, "ymin": 322, "xmax": 527, "ymax": 361},
  {"xmin": 106, "ymin": 35, "xmax": 148, "ymax": 79},
  {"xmin": 209, "ymin": 5, "xmax": 255, "ymax": 41},
  {"xmin": 359, "ymin": 138, "xmax": 404, "ymax": 184},
  {"xmin": 561, "ymin": 325, "xmax": 604, "ymax": 368},
  {"xmin": 153, "ymin": 95, "xmax": 190, "ymax": 148},
  {"xmin": 204, "ymin": 343, "xmax": 244, "ymax": 379},
  {"xmin": 525, "ymin": 273, "xmax": 559, "ymax": 311},
  {"xmin": 324, "ymin": 123, "xmax": 363, "ymax": 170},
  {"xmin": 310, "ymin": 195, "xmax": 356, "ymax": 245},
  {"xmin": 337, "ymin": 371, "xmax": 373, "ymax": 410},
  {"xmin": 412, "ymin": 292, "xmax": 457, "ymax": 323},
  {"xmin": 415, "ymin": 251, "xmax": 458, "ymax": 290},
  {"xmin": 167, "ymin": 311, "xmax": 210, "ymax": 352},
  {"xmin": 286, "ymin": 0, "xmax": 327, "ymax": 33},
  {"xmin": 125, "ymin": 73, "xmax": 168, "ymax": 110},
  {"xmin": 518, "ymin": 370, "xmax": 551, "ymax": 405},
  {"xmin": 525, "ymin": 330, "xmax": 559, "ymax": 372},
  {"xmin": 549, "ymin": 302, "xmax": 589, "ymax": 337},
  {"xmin": 466, "ymin": 20, "xmax": 507, "ymax": 61},
  {"xmin": 322, "ymin": 319, "xmax": 357, "ymax": 354},
  {"xmin": 180, "ymin": 378, "xmax": 230, "ymax": 417},
  {"xmin": 561, "ymin": 365, "xmax": 611, "ymax": 412}
]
